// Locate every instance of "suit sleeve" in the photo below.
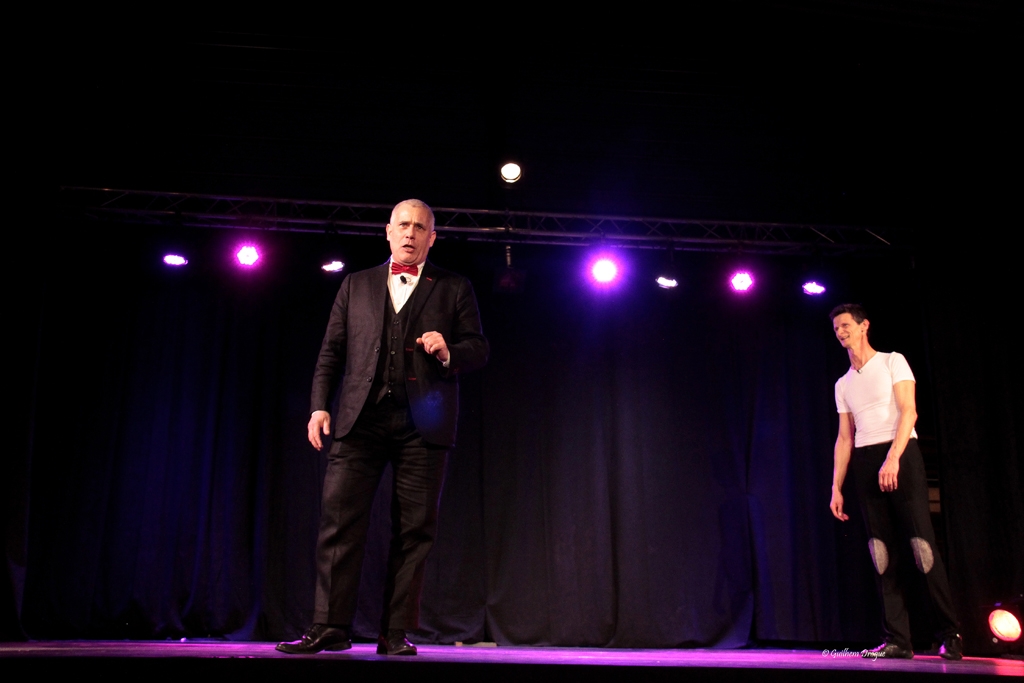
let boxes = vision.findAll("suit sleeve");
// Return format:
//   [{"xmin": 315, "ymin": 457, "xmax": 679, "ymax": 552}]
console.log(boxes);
[
  {"xmin": 310, "ymin": 276, "xmax": 350, "ymax": 413},
  {"xmin": 442, "ymin": 276, "xmax": 488, "ymax": 377}
]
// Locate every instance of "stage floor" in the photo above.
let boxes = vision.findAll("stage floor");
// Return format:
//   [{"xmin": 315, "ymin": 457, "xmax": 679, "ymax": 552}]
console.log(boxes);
[{"xmin": 2, "ymin": 641, "xmax": 1020, "ymax": 680}]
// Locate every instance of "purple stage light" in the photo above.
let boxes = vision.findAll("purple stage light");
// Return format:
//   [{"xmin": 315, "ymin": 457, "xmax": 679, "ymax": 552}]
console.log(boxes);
[
  {"xmin": 585, "ymin": 253, "xmax": 627, "ymax": 289},
  {"xmin": 802, "ymin": 281, "xmax": 826, "ymax": 295},
  {"xmin": 236, "ymin": 246, "xmax": 260, "ymax": 266},
  {"xmin": 592, "ymin": 258, "xmax": 618, "ymax": 283},
  {"xmin": 163, "ymin": 254, "xmax": 187, "ymax": 266},
  {"xmin": 322, "ymin": 260, "xmax": 345, "ymax": 273},
  {"xmin": 730, "ymin": 271, "xmax": 754, "ymax": 292}
]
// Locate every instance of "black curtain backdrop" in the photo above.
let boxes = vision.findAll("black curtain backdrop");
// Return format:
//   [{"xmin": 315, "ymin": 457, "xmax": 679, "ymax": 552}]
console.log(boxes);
[{"xmin": 7, "ymin": 223, "xmax": 1021, "ymax": 651}]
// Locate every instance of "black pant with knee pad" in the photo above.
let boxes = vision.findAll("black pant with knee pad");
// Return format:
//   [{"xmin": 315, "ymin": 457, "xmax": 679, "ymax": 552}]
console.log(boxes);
[{"xmin": 850, "ymin": 439, "xmax": 959, "ymax": 649}]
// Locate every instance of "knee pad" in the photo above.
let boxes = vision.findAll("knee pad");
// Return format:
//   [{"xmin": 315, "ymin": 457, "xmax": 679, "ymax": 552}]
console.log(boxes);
[
  {"xmin": 910, "ymin": 537, "xmax": 934, "ymax": 573},
  {"xmin": 868, "ymin": 538, "xmax": 889, "ymax": 575}
]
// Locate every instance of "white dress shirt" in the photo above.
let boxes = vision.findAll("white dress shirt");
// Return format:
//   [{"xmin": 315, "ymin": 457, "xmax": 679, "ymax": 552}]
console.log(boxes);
[
  {"xmin": 387, "ymin": 258, "xmax": 425, "ymax": 313},
  {"xmin": 386, "ymin": 259, "xmax": 449, "ymax": 367}
]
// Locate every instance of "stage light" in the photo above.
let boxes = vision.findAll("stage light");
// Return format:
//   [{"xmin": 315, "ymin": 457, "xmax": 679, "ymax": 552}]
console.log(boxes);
[
  {"xmin": 585, "ymin": 253, "xmax": 626, "ymax": 288},
  {"xmin": 656, "ymin": 247, "xmax": 679, "ymax": 291},
  {"xmin": 981, "ymin": 596, "xmax": 1024, "ymax": 655},
  {"xmin": 500, "ymin": 162, "xmax": 522, "ymax": 183},
  {"xmin": 990, "ymin": 609, "xmax": 1022, "ymax": 642},
  {"xmin": 163, "ymin": 254, "xmax": 188, "ymax": 266},
  {"xmin": 592, "ymin": 258, "xmax": 618, "ymax": 283},
  {"xmin": 803, "ymin": 281, "xmax": 826, "ymax": 295},
  {"xmin": 322, "ymin": 260, "xmax": 345, "ymax": 273},
  {"xmin": 656, "ymin": 276, "xmax": 678, "ymax": 289},
  {"xmin": 730, "ymin": 271, "xmax": 754, "ymax": 292},
  {"xmin": 236, "ymin": 246, "xmax": 260, "ymax": 266}
]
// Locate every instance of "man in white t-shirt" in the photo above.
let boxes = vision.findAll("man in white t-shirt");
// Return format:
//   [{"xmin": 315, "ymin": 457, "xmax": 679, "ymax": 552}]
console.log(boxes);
[{"xmin": 828, "ymin": 303, "xmax": 961, "ymax": 660}]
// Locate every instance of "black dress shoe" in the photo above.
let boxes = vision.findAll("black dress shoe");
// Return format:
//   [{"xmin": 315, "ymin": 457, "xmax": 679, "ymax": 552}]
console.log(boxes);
[
  {"xmin": 276, "ymin": 624, "xmax": 352, "ymax": 654},
  {"xmin": 376, "ymin": 629, "xmax": 417, "ymax": 656},
  {"xmin": 939, "ymin": 633, "xmax": 963, "ymax": 661},
  {"xmin": 862, "ymin": 642, "xmax": 914, "ymax": 659}
]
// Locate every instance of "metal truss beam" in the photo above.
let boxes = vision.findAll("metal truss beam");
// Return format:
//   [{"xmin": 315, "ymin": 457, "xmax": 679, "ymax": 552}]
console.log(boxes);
[{"xmin": 60, "ymin": 187, "xmax": 908, "ymax": 255}]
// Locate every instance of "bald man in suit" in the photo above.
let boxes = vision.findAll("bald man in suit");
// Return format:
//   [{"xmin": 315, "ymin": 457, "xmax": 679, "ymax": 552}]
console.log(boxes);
[{"xmin": 278, "ymin": 199, "xmax": 488, "ymax": 656}]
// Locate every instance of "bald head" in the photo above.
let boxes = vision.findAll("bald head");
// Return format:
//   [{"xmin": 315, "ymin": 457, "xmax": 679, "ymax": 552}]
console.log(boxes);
[
  {"xmin": 386, "ymin": 199, "xmax": 437, "ymax": 266},
  {"xmin": 391, "ymin": 199, "xmax": 435, "ymax": 232}
]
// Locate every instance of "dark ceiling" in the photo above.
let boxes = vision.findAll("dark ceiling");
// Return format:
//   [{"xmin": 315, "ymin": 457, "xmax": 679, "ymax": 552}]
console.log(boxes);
[{"xmin": 55, "ymin": 2, "xmax": 1017, "ymax": 228}]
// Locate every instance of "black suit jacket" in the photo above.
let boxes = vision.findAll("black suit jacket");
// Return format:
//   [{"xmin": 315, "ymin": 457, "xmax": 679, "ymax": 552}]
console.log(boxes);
[{"xmin": 311, "ymin": 260, "xmax": 488, "ymax": 448}]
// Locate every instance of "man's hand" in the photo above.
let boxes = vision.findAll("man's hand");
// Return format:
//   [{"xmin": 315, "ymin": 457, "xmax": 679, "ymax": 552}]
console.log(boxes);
[
  {"xmin": 416, "ymin": 331, "xmax": 449, "ymax": 364},
  {"xmin": 308, "ymin": 410, "xmax": 331, "ymax": 451},
  {"xmin": 879, "ymin": 454, "xmax": 900, "ymax": 492},
  {"xmin": 830, "ymin": 489, "xmax": 849, "ymax": 521}
]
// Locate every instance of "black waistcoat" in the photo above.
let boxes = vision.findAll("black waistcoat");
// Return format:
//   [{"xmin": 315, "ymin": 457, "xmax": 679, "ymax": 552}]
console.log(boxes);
[{"xmin": 370, "ymin": 288, "xmax": 416, "ymax": 407}]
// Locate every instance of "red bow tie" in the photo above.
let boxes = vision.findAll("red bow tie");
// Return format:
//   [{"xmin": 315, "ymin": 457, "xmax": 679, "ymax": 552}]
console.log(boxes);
[{"xmin": 391, "ymin": 263, "xmax": 419, "ymax": 277}]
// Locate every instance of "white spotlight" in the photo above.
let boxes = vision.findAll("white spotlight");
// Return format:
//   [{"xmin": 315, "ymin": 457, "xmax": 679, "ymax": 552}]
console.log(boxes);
[
  {"xmin": 656, "ymin": 276, "xmax": 678, "ymax": 289},
  {"xmin": 500, "ymin": 162, "xmax": 522, "ymax": 183},
  {"xmin": 322, "ymin": 260, "xmax": 345, "ymax": 273}
]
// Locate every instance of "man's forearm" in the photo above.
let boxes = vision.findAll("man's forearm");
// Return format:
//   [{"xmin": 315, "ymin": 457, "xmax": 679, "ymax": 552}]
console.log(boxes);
[
  {"xmin": 311, "ymin": 280, "xmax": 350, "ymax": 411},
  {"xmin": 888, "ymin": 410, "xmax": 917, "ymax": 460},
  {"xmin": 449, "ymin": 282, "xmax": 489, "ymax": 374},
  {"xmin": 833, "ymin": 437, "xmax": 852, "ymax": 491},
  {"xmin": 888, "ymin": 380, "xmax": 918, "ymax": 461}
]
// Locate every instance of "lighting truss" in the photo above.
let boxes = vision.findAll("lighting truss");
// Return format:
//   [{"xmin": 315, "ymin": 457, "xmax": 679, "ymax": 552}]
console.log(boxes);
[{"xmin": 60, "ymin": 187, "xmax": 908, "ymax": 255}]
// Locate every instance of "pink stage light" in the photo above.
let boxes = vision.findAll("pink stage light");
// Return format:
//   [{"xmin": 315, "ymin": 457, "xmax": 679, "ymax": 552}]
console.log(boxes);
[
  {"xmin": 163, "ymin": 254, "xmax": 187, "ymax": 266},
  {"xmin": 802, "ymin": 281, "xmax": 826, "ymax": 295},
  {"xmin": 236, "ymin": 246, "xmax": 260, "ymax": 266},
  {"xmin": 730, "ymin": 271, "xmax": 754, "ymax": 292},
  {"xmin": 989, "ymin": 609, "xmax": 1022, "ymax": 642}
]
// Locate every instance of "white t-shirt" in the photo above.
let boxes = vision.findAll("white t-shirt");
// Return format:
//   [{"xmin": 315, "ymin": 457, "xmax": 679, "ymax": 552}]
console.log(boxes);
[{"xmin": 835, "ymin": 351, "xmax": 918, "ymax": 448}]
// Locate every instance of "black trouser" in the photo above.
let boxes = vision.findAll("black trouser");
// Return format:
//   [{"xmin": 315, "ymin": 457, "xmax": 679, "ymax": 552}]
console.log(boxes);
[
  {"xmin": 313, "ymin": 400, "xmax": 448, "ymax": 632},
  {"xmin": 850, "ymin": 439, "xmax": 959, "ymax": 648}
]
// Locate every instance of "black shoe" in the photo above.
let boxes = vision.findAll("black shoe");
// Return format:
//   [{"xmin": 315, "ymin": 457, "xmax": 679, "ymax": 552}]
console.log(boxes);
[
  {"xmin": 376, "ymin": 629, "xmax": 417, "ymax": 656},
  {"xmin": 276, "ymin": 624, "xmax": 352, "ymax": 654},
  {"xmin": 939, "ymin": 633, "xmax": 963, "ymax": 661},
  {"xmin": 862, "ymin": 642, "xmax": 914, "ymax": 659}
]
